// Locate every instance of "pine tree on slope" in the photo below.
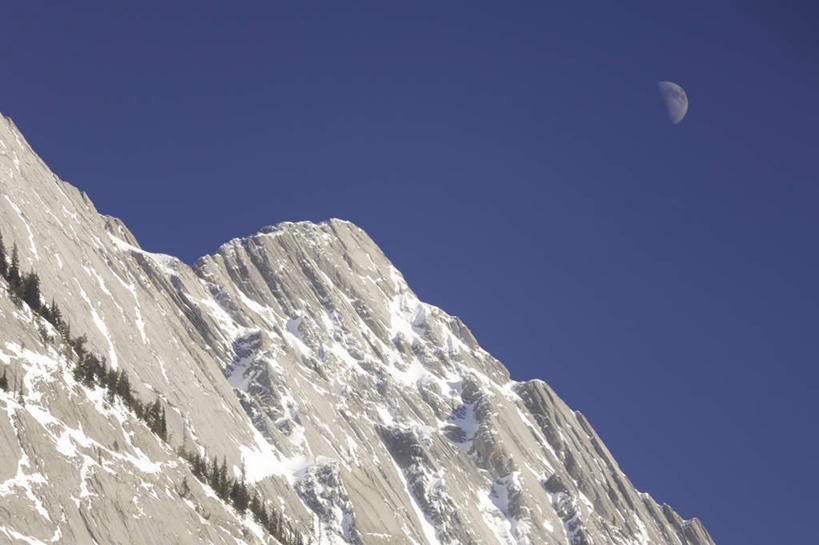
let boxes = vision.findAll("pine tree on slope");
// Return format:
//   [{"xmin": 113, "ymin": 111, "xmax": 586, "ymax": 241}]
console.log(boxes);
[
  {"xmin": 8, "ymin": 244, "xmax": 20, "ymax": 288},
  {"xmin": 0, "ymin": 231, "xmax": 7, "ymax": 279}
]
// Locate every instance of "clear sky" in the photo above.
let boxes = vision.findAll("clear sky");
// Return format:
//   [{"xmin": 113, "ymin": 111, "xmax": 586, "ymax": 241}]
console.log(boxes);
[{"xmin": 3, "ymin": 2, "xmax": 818, "ymax": 543}]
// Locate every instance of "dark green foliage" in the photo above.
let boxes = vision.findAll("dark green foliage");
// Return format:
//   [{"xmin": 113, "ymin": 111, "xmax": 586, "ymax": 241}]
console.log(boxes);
[
  {"xmin": 74, "ymin": 352, "xmax": 102, "ymax": 387},
  {"xmin": 218, "ymin": 457, "xmax": 229, "ymax": 500},
  {"xmin": 177, "ymin": 446, "xmax": 305, "ymax": 544},
  {"xmin": 256, "ymin": 500, "xmax": 270, "ymax": 528},
  {"xmin": 0, "ymin": 227, "xmax": 311, "ymax": 545},
  {"xmin": 209, "ymin": 455, "xmax": 220, "ymax": 491},
  {"xmin": 189, "ymin": 451, "xmax": 207, "ymax": 480},
  {"xmin": 72, "ymin": 359, "xmax": 84, "ymax": 383},
  {"xmin": 0, "ymin": 231, "xmax": 7, "ymax": 278},
  {"xmin": 8, "ymin": 244, "xmax": 20, "ymax": 288},
  {"xmin": 115, "ymin": 369, "xmax": 132, "ymax": 405},
  {"xmin": 105, "ymin": 368, "xmax": 118, "ymax": 402},
  {"xmin": 70, "ymin": 335, "xmax": 88, "ymax": 361},
  {"xmin": 20, "ymin": 272, "xmax": 41, "ymax": 312},
  {"xmin": 229, "ymin": 478, "xmax": 250, "ymax": 514},
  {"xmin": 144, "ymin": 398, "xmax": 167, "ymax": 441},
  {"xmin": 249, "ymin": 491, "xmax": 261, "ymax": 522}
]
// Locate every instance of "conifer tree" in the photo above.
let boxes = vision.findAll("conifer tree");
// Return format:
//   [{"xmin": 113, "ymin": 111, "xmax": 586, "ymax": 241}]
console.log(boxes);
[
  {"xmin": 0, "ymin": 368, "xmax": 7, "ymax": 391},
  {"xmin": 249, "ymin": 491, "xmax": 262, "ymax": 522},
  {"xmin": 257, "ymin": 502, "xmax": 270, "ymax": 528},
  {"xmin": 105, "ymin": 368, "xmax": 118, "ymax": 402},
  {"xmin": 191, "ymin": 452, "xmax": 205, "ymax": 480},
  {"xmin": 0, "ymin": 231, "xmax": 7, "ymax": 279},
  {"xmin": 94, "ymin": 356, "xmax": 107, "ymax": 386},
  {"xmin": 71, "ymin": 334, "xmax": 88, "ymax": 361},
  {"xmin": 218, "ymin": 457, "xmax": 229, "ymax": 499},
  {"xmin": 81, "ymin": 353, "xmax": 99, "ymax": 386},
  {"xmin": 48, "ymin": 299, "xmax": 62, "ymax": 328},
  {"xmin": 21, "ymin": 271, "xmax": 41, "ymax": 312},
  {"xmin": 159, "ymin": 405, "xmax": 167, "ymax": 442},
  {"xmin": 209, "ymin": 456, "xmax": 220, "ymax": 491},
  {"xmin": 58, "ymin": 318, "xmax": 70, "ymax": 341},
  {"xmin": 8, "ymin": 244, "xmax": 20, "ymax": 288},
  {"xmin": 115, "ymin": 369, "xmax": 134, "ymax": 407},
  {"xmin": 196, "ymin": 453, "xmax": 207, "ymax": 480},
  {"xmin": 230, "ymin": 480, "xmax": 250, "ymax": 514}
]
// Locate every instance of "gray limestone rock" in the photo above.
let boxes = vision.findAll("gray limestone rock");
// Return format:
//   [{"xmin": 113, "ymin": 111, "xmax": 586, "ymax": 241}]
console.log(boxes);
[{"xmin": 0, "ymin": 112, "xmax": 715, "ymax": 545}]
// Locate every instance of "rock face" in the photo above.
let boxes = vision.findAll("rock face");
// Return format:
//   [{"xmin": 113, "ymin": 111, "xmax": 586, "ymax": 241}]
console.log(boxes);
[{"xmin": 0, "ymin": 113, "xmax": 716, "ymax": 545}]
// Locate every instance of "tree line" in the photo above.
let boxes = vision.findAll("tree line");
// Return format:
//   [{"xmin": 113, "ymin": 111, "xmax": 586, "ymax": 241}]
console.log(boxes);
[
  {"xmin": 0, "ymin": 230, "xmax": 308, "ymax": 545},
  {"xmin": 179, "ymin": 448, "xmax": 306, "ymax": 544}
]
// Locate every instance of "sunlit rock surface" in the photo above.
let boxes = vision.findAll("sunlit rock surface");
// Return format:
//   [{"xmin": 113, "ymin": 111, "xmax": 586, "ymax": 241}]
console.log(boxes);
[{"xmin": 0, "ymin": 113, "xmax": 715, "ymax": 545}]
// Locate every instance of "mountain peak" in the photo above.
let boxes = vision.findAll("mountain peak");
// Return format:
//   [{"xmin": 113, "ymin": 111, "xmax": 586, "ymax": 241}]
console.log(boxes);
[{"xmin": 0, "ymin": 117, "xmax": 715, "ymax": 545}]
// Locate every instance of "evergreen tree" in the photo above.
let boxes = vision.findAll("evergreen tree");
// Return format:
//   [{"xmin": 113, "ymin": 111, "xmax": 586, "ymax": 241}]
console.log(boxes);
[
  {"xmin": 93, "ymin": 356, "xmax": 107, "ymax": 386},
  {"xmin": 159, "ymin": 405, "xmax": 167, "ymax": 442},
  {"xmin": 8, "ymin": 244, "xmax": 20, "ymax": 288},
  {"xmin": 116, "ymin": 369, "xmax": 132, "ymax": 404},
  {"xmin": 196, "ymin": 453, "xmax": 207, "ymax": 480},
  {"xmin": 48, "ymin": 300, "xmax": 62, "ymax": 329},
  {"xmin": 81, "ymin": 353, "xmax": 99, "ymax": 386},
  {"xmin": 209, "ymin": 456, "xmax": 220, "ymax": 491},
  {"xmin": 230, "ymin": 480, "xmax": 247, "ymax": 513},
  {"xmin": 218, "ymin": 457, "xmax": 229, "ymax": 499},
  {"xmin": 249, "ymin": 491, "xmax": 262, "ymax": 522},
  {"xmin": 257, "ymin": 502, "xmax": 270, "ymax": 528},
  {"xmin": 0, "ymin": 231, "xmax": 7, "ymax": 279},
  {"xmin": 70, "ymin": 335, "xmax": 88, "ymax": 361},
  {"xmin": 272, "ymin": 508, "xmax": 285, "ymax": 539},
  {"xmin": 72, "ymin": 359, "xmax": 84, "ymax": 383},
  {"xmin": 58, "ymin": 318, "xmax": 70, "ymax": 341},
  {"xmin": 0, "ymin": 237, "xmax": 308, "ymax": 544},
  {"xmin": 105, "ymin": 368, "xmax": 118, "ymax": 402},
  {"xmin": 21, "ymin": 272, "xmax": 41, "ymax": 312},
  {"xmin": 191, "ymin": 452, "xmax": 204, "ymax": 480}
]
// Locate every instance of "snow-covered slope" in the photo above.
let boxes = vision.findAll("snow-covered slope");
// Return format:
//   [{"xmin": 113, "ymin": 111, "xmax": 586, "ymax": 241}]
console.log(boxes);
[{"xmin": 0, "ymin": 113, "xmax": 715, "ymax": 545}]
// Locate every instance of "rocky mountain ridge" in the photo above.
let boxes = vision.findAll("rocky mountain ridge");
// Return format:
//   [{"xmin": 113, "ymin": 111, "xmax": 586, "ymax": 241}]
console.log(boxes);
[{"xmin": 0, "ymin": 113, "xmax": 715, "ymax": 545}]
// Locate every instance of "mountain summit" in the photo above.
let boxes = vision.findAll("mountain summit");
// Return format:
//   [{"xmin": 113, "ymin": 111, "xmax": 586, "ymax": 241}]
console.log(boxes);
[{"xmin": 0, "ymin": 113, "xmax": 715, "ymax": 545}]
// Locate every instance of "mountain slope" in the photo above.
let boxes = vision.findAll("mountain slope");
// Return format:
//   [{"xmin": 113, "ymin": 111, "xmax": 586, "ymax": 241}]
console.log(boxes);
[{"xmin": 0, "ymin": 113, "xmax": 715, "ymax": 545}]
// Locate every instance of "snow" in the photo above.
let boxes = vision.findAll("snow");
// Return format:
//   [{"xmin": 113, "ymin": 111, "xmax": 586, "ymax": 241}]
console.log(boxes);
[
  {"xmin": 285, "ymin": 316, "xmax": 311, "ymax": 358},
  {"xmin": 1, "ymin": 337, "xmax": 164, "ymax": 506},
  {"xmin": 155, "ymin": 355, "xmax": 170, "ymax": 382},
  {"xmin": 77, "ymin": 286, "xmax": 119, "ymax": 369},
  {"xmin": 386, "ymin": 455, "xmax": 441, "ymax": 545},
  {"xmin": 376, "ymin": 404, "xmax": 396, "ymax": 426},
  {"xmin": 443, "ymin": 402, "xmax": 478, "ymax": 450},
  {"xmin": 0, "ymin": 447, "xmax": 50, "ymax": 521},
  {"xmin": 485, "ymin": 472, "xmax": 531, "ymax": 545},
  {"xmin": 3, "ymin": 194, "xmax": 39, "ymax": 260},
  {"xmin": 0, "ymin": 527, "xmax": 49, "ymax": 545},
  {"xmin": 387, "ymin": 267, "xmax": 429, "ymax": 343},
  {"xmin": 241, "ymin": 442, "xmax": 333, "ymax": 486},
  {"xmin": 108, "ymin": 233, "xmax": 180, "ymax": 276},
  {"xmin": 193, "ymin": 289, "xmax": 247, "ymax": 341}
]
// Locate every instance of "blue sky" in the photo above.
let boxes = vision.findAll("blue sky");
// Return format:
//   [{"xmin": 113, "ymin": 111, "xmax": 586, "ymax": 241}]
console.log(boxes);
[{"xmin": 3, "ymin": 2, "xmax": 818, "ymax": 543}]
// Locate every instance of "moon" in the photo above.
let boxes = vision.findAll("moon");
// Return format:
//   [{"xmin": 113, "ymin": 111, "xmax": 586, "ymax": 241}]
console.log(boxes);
[{"xmin": 657, "ymin": 81, "xmax": 688, "ymax": 124}]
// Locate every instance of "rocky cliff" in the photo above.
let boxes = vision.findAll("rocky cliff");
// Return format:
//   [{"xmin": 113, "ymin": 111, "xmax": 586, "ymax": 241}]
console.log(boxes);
[{"xmin": 0, "ymin": 113, "xmax": 715, "ymax": 545}]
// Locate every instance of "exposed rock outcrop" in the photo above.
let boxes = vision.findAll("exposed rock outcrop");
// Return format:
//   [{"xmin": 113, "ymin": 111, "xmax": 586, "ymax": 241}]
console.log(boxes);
[{"xmin": 0, "ymin": 113, "xmax": 715, "ymax": 545}]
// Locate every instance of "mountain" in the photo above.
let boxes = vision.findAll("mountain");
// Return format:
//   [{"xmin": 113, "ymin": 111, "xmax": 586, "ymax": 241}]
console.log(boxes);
[{"xmin": 0, "ymin": 113, "xmax": 715, "ymax": 545}]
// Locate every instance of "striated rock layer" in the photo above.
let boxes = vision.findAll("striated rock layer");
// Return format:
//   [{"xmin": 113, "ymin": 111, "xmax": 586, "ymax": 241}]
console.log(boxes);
[{"xmin": 0, "ymin": 113, "xmax": 715, "ymax": 545}]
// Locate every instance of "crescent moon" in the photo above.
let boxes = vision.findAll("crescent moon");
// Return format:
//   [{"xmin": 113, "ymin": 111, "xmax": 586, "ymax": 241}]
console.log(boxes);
[{"xmin": 657, "ymin": 81, "xmax": 688, "ymax": 124}]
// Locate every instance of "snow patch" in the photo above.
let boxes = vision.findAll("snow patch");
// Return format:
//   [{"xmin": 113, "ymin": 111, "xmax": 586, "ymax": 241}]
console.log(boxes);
[{"xmin": 77, "ymin": 287, "xmax": 119, "ymax": 369}]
